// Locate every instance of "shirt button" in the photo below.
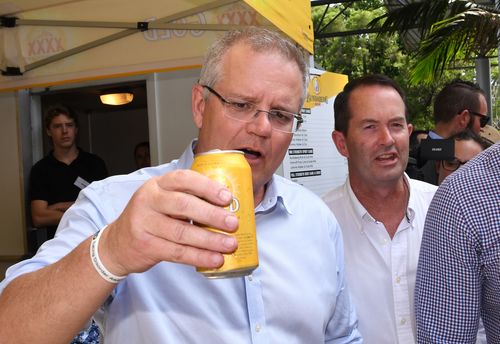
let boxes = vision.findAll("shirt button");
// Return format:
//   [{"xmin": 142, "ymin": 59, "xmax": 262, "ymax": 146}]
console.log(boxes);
[
  {"xmin": 255, "ymin": 324, "xmax": 261, "ymax": 332},
  {"xmin": 400, "ymin": 318, "xmax": 407, "ymax": 325},
  {"xmin": 248, "ymin": 275, "xmax": 253, "ymax": 281},
  {"xmin": 395, "ymin": 276, "xmax": 401, "ymax": 283}
]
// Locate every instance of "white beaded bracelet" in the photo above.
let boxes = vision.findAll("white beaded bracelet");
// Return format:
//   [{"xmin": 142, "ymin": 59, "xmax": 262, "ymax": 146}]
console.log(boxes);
[{"xmin": 90, "ymin": 225, "xmax": 126, "ymax": 284}]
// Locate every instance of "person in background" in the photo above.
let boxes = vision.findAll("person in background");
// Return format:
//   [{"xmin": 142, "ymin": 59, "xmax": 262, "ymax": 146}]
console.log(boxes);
[
  {"xmin": 407, "ymin": 129, "xmax": 428, "ymax": 180},
  {"xmin": 415, "ymin": 79, "xmax": 489, "ymax": 185},
  {"xmin": 29, "ymin": 104, "xmax": 108, "ymax": 241},
  {"xmin": 29, "ymin": 104, "xmax": 108, "ymax": 344},
  {"xmin": 409, "ymin": 129, "xmax": 428, "ymax": 153},
  {"xmin": 133, "ymin": 141, "xmax": 150, "ymax": 169},
  {"xmin": 0, "ymin": 27, "xmax": 361, "ymax": 343},
  {"xmin": 416, "ymin": 143, "xmax": 500, "ymax": 342},
  {"xmin": 322, "ymin": 74, "xmax": 437, "ymax": 343},
  {"xmin": 428, "ymin": 79, "xmax": 488, "ymax": 139},
  {"xmin": 436, "ymin": 129, "xmax": 490, "ymax": 185}
]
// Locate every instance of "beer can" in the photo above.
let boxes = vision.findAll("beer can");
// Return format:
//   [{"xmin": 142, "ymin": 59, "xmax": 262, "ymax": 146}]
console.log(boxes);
[{"xmin": 191, "ymin": 150, "xmax": 258, "ymax": 278}]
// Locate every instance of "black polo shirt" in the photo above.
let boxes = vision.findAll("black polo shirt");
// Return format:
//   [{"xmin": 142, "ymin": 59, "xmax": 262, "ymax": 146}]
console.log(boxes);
[{"xmin": 29, "ymin": 149, "xmax": 108, "ymax": 205}]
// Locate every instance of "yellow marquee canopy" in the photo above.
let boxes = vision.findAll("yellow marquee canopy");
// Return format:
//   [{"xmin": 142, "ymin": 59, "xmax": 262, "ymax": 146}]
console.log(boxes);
[{"xmin": 0, "ymin": 0, "xmax": 313, "ymax": 90}]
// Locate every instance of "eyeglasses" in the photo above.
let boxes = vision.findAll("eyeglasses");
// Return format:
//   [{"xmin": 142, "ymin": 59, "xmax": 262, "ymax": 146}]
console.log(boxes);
[
  {"xmin": 201, "ymin": 85, "xmax": 303, "ymax": 134},
  {"xmin": 468, "ymin": 110, "xmax": 490, "ymax": 128},
  {"xmin": 441, "ymin": 158, "xmax": 468, "ymax": 172}
]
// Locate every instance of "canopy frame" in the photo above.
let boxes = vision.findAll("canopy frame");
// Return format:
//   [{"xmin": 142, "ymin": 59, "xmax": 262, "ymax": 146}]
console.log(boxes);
[{"xmin": 1, "ymin": 0, "xmax": 252, "ymax": 75}]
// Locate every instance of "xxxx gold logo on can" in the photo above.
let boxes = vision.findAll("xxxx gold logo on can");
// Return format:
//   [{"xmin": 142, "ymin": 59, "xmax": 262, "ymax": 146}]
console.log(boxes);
[
  {"xmin": 191, "ymin": 150, "xmax": 258, "ymax": 278},
  {"xmin": 228, "ymin": 197, "xmax": 240, "ymax": 212}
]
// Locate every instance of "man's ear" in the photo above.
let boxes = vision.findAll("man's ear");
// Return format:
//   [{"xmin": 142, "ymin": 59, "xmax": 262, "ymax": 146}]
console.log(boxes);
[
  {"xmin": 456, "ymin": 109, "xmax": 470, "ymax": 131},
  {"xmin": 192, "ymin": 84, "xmax": 205, "ymax": 129},
  {"xmin": 332, "ymin": 130, "xmax": 349, "ymax": 158},
  {"xmin": 407, "ymin": 122, "xmax": 413, "ymax": 137}
]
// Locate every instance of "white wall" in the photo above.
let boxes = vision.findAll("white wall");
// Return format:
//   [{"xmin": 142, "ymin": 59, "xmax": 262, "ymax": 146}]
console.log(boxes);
[
  {"xmin": 147, "ymin": 69, "xmax": 200, "ymax": 165},
  {"xmin": 0, "ymin": 92, "xmax": 26, "ymax": 257}
]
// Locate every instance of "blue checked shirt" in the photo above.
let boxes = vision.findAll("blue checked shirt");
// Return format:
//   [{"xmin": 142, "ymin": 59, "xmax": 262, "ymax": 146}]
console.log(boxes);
[{"xmin": 415, "ymin": 143, "xmax": 500, "ymax": 343}]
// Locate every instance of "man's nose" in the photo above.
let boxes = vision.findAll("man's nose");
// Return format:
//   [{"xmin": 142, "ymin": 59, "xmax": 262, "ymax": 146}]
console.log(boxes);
[
  {"xmin": 247, "ymin": 110, "xmax": 273, "ymax": 136},
  {"xmin": 379, "ymin": 126, "xmax": 395, "ymax": 146}
]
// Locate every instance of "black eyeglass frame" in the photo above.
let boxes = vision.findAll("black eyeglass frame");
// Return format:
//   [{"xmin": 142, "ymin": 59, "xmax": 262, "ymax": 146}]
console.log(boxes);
[
  {"xmin": 468, "ymin": 110, "xmax": 490, "ymax": 128},
  {"xmin": 441, "ymin": 158, "xmax": 468, "ymax": 172},
  {"xmin": 201, "ymin": 84, "xmax": 303, "ymax": 133}
]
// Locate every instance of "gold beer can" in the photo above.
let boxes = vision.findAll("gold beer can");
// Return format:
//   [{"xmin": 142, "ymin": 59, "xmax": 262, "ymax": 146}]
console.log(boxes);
[{"xmin": 191, "ymin": 150, "xmax": 259, "ymax": 278}]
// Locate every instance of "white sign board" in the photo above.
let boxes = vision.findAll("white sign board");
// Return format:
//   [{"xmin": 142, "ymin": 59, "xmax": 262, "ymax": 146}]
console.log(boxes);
[{"xmin": 282, "ymin": 69, "xmax": 349, "ymax": 196}]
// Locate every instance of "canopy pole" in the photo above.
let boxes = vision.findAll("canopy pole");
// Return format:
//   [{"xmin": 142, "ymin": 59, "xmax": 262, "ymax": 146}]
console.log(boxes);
[{"xmin": 12, "ymin": 0, "xmax": 240, "ymax": 29}]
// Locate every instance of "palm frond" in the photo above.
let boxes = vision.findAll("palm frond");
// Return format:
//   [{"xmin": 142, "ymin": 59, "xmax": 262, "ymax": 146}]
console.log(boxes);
[
  {"xmin": 369, "ymin": 0, "xmax": 468, "ymax": 36},
  {"xmin": 409, "ymin": 7, "xmax": 500, "ymax": 83},
  {"xmin": 410, "ymin": 32, "xmax": 466, "ymax": 84}
]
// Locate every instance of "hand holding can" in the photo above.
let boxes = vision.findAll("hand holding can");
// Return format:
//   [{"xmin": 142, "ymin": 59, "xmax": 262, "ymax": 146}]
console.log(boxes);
[{"xmin": 191, "ymin": 150, "xmax": 259, "ymax": 278}]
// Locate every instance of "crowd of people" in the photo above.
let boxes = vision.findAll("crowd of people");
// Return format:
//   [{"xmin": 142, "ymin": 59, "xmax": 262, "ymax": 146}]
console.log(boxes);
[{"xmin": 0, "ymin": 27, "xmax": 498, "ymax": 343}]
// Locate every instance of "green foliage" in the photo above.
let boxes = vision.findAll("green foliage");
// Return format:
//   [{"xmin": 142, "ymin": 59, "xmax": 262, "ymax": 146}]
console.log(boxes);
[
  {"xmin": 313, "ymin": 0, "xmax": 477, "ymax": 130},
  {"xmin": 371, "ymin": 0, "xmax": 500, "ymax": 84}
]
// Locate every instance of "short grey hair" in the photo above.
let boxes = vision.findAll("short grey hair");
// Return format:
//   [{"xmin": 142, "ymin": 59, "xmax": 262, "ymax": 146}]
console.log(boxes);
[{"xmin": 199, "ymin": 27, "xmax": 309, "ymax": 105}]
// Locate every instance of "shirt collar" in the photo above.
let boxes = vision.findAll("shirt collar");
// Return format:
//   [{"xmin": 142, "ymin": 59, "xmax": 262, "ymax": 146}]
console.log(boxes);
[
  {"xmin": 345, "ymin": 174, "xmax": 414, "ymax": 223},
  {"xmin": 345, "ymin": 178, "xmax": 373, "ymax": 223},
  {"xmin": 49, "ymin": 147, "xmax": 82, "ymax": 165},
  {"xmin": 176, "ymin": 139, "xmax": 197, "ymax": 170},
  {"xmin": 256, "ymin": 176, "xmax": 290, "ymax": 214},
  {"xmin": 404, "ymin": 173, "xmax": 416, "ymax": 223},
  {"xmin": 427, "ymin": 130, "xmax": 443, "ymax": 139}
]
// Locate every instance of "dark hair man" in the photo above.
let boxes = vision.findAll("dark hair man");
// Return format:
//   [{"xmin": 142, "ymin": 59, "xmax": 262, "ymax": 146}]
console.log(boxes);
[
  {"xmin": 416, "ymin": 79, "xmax": 489, "ymax": 185},
  {"xmin": 323, "ymin": 74, "xmax": 437, "ymax": 343},
  {"xmin": 29, "ymin": 104, "xmax": 108, "ymax": 241},
  {"xmin": 431, "ymin": 79, "xmax": 489, "ymax": 138}
]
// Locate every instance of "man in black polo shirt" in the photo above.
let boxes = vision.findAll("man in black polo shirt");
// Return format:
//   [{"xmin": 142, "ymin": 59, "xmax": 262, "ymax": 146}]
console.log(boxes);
[{"xmin": 29, "ymin": 104, "xmax": 108, "ymax": 242}]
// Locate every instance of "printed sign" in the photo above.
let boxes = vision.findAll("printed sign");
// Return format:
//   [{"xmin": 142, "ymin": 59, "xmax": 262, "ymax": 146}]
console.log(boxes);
[{"xmin": 282, "ymin": 69, "xmax": 349, "ymax": 196}]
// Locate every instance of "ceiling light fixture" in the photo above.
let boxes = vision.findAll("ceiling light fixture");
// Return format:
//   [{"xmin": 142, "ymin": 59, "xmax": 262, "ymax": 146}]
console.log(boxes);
[{"xmin": 100, "ymin": 88, "xmax": 134, "ymax": 106}]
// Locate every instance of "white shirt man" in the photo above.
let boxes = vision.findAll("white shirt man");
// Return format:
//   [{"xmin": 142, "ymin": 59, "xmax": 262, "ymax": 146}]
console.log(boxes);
[
  {"xmin": 323, "ymin": 175, "xmax": 435, "ymax": 343},
  {"xmin": 322, "ymin": 74, "xmax": 437, "ymax": 343}
]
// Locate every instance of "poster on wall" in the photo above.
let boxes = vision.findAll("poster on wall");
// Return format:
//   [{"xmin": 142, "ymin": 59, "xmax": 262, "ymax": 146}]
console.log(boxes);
[{"xmin": 282, "ymin": 68, "xmax": 349, "ymax": 196}]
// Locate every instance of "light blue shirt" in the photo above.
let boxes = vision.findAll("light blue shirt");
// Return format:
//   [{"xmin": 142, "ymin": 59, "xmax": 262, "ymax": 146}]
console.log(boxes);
[
  {"xmin": 426, "ymin": 130, "xmax": 443, "ymax": 139},
  {"xmin": 1, "ymin": 142, "xmax": 361, "ymax": 344}
]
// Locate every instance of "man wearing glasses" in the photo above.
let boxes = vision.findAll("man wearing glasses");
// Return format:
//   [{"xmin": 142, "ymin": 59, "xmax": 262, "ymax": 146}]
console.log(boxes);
[
  {"xmin": 429, "ymin": 79, "xmax": 489, "ymax": 139},
  {"xmin": 413, "ymin": 79, "xmax": 489, "ymax": 185},
  {"xmin": 0, "ymin": 27, "xmax": 361, "ymax": 343}
]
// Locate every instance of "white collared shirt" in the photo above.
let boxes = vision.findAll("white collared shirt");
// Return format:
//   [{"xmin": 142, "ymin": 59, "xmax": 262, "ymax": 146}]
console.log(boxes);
[{"xmin": 322, "ymin": 174, "xmax": 437, "ymax": 344}]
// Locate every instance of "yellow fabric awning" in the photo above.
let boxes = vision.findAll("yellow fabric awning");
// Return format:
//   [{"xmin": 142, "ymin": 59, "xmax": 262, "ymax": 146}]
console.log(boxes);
[
  {"xmin": 0, "ymin": 0, "xmax": 313, "ymax": 90},
  {"xmin": 244, "ymin": 0, "xmax": 313, "ymax": 54}
]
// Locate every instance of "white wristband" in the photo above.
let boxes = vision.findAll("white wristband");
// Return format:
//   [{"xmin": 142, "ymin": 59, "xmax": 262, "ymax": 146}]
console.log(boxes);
[{"xmin": 90, "ymin": 225, "xmax": 126, "ymax": 284}]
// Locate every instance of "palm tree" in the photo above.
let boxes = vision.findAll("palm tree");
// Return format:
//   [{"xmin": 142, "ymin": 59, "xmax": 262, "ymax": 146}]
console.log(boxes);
[{"xmin": 370, "ymin": 0, "xmax": 500, "ymax": 84}]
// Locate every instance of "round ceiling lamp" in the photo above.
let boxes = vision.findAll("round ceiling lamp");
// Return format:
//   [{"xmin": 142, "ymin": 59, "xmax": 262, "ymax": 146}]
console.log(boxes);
[{"xmin": 100, "ymin": 88, "xmax": 134, "ymax": 106}]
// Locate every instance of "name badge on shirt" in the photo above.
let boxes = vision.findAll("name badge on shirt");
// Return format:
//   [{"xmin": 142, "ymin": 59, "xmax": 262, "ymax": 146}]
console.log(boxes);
[{"xmin": 74, "ymin": 176, "xmax": 90, "ymax": 190}]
